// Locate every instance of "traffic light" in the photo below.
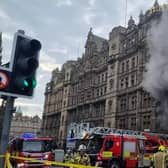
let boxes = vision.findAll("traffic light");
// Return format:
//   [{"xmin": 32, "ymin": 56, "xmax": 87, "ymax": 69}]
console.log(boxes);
[{"xmin": 9, "ymin": 32, "xmax": 41, "ymax": 97}]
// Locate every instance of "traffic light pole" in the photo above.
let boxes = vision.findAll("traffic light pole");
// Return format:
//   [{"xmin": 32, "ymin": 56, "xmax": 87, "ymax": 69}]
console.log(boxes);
[{"xmin": 0, "ymin": 96, "xmax": 15, "ymax": 167}]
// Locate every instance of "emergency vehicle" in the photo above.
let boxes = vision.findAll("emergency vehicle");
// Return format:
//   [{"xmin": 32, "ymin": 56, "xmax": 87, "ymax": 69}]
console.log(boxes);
[
  {"xmin": 85, "ymin": 127, "xmax": 152, "ymax": 168},
  {"xmin": 143, "ymin": 132, "xmax": 168, "ymax": 153},
  {"xmin": 9, "ymin": 133, "xmax": 57, "ymax": 168}
]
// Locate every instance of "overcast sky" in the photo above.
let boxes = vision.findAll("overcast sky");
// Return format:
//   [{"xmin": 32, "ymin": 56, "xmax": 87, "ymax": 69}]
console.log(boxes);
[{"xmin": 0, "ymin": 0, "xmax": 167, "ymax": 117}]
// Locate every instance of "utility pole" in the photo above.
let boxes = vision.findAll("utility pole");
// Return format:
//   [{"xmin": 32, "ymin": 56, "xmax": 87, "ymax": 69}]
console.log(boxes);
[{"xmin": 0, "ymin": 96, "xmax": 15, "ymax": 167}]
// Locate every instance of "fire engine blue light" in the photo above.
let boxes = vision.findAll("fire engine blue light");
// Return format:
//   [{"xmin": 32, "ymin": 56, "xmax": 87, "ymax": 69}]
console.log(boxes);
[{"xmin": 21, "ymin": 133, "xmax": 36, "ymax": 139}]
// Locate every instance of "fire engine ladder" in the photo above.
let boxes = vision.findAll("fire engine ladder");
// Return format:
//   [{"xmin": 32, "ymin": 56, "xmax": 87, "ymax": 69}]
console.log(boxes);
[{"xmin": 90, "ymin": 127, "xmax": 146, "ymax": 140}]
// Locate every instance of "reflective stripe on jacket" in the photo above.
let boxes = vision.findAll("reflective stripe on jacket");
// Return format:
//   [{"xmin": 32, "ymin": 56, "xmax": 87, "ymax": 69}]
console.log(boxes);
[{"xmin": 74, "ymin": 153, "xmax": 90, "ymax": 165}]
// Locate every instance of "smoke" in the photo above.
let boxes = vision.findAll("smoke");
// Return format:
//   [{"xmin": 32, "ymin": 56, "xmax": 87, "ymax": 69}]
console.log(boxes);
[{"xmin": 143, "ymin": 11, "xmax": 168, "ymax": 130}]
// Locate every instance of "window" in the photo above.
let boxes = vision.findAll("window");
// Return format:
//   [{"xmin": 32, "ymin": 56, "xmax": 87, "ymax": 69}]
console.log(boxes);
[
  {"xmin": 131, "ymin": 96, "xmax": 137, "ymax": 109},
  {"xmin": 87, "ymin": 138, "xmax": 104, "ymax": 152},
  {"xmin": 110, "ymin": 64, "xmax": 115, "ymax": 70},
  {"xmin": 104, "ymin": 86, "xmax": 107, "ymax": 94},
  {"xmin": 111, "ymin": 43, "xmax": 116, "ymax": 50},
  {"xmin": 102, "ymin": 74, "xmax": 104, "ymax": 82},
  {"xmin": 100, "ymin": 88, "xmax": 103, "ymax": 96},
  {"xmin": 125, "ymin": 77, "xmax": 129, "ymax": 88},
  {"xmin": 107, "ymin": 122, "xmax": 111, "ymax": 128},
  {"xmin": 22, "ymin": 141, "xmax": 45, "ymax": 152},
  {"xmin": 131, "ymin": 117, "xmax": 136, "ymax": 129},
  {"xmin": 143, "ymin": 93, "xmax": 148, "ymax": 108},
  {"xmin": 119, "ymin": 118, "xmax": 125, "ymax": 128},
  {"xmin": 105, "ymin": 139, "xmax": 114, "ymax": 150},
  {"xmin": 105, "ymin": 72, "xmax": 108, "ymax": 81},
  {"xmin": 120, "ymin": 79, "xmax": 124, "ymax": 89},
  {"xmin": 120, "ymin": 97, "xmax": 126, "ymax": 111},
  {"xmin": 109, "ymin": 79, "xmax": 114, "ymax": 89},
  {"xmin": 87, "ymin": 91, "xmax": 91, "ymax": 99},
  {"xmin": 124, "ymin": 142, "xmax": 136, "ymax": 153},
  {"xmin": 132, "ymin": 57, "xmax": 135, "ymax": 68},
  {"xmin": 148, "ymin": 97, "xmax": 151, "ymax": 107},
  {"xmin": 97, "ymin": 89, "xmax": 99, "ymax": 97},
  {"xmin": 143, "ymin": 115, "xmax": 151, "ymax": 129},
  {"xmin": 108, "ymin": 100, "xmax": 113, "ymax": 111},
  {"xmin": 126, "ymin": 60, "xmax": 129, "ymax": 71},
  {"xmin": 131, "ymin": 75, "xmax": 135, "ymax": 86},
  {"xmin": 98, "ymin": 76, "xmax": 100, "ymax": 84},
  {"xmin": 122, "ymin": 62, "xmax": 125, "ymax": 72}
]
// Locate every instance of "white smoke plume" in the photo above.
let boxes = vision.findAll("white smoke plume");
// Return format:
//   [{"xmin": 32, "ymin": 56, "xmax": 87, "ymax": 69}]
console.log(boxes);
[{"xmin": 143, "ymin": 11, "xmax": 168, "ymax": 130}]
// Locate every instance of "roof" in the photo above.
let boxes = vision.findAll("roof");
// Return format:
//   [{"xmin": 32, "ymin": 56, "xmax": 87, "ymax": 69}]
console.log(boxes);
[
  {"xmin": 92, "ymin": 34, "xmax": 107, "ymax": 51},
  {"xmin": 85, "ymin": 28, "xmax": 108, "ymax": 51}
]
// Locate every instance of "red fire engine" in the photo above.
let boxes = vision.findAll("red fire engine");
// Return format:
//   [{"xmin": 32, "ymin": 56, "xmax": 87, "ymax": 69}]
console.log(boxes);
[
  {"xmin": 9, "ymin": 133, "xmax": 57, "ymax": 168},
  {"xmin": 84, "ymin": 127, "xmax": 152, "ymax": 168},
  {"xmin": 143, "ymin": 132, "xmax": 168, "ymax": 153}
]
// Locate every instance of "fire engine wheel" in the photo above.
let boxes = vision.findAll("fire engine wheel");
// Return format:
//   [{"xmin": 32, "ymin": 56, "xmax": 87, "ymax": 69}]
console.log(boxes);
[{"xmin": 110, "ymin": 160, "xmax": 121, "ymax": 168}]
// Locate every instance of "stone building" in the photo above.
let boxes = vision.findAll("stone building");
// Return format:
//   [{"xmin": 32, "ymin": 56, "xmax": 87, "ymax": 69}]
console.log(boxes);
[
  {"xmin": 10, "ymin": 108, "xmax": 41, "ymax": 138},
  {"xmin": 41, "ymin": 1, "xmax": 168, "ymax": 143}
]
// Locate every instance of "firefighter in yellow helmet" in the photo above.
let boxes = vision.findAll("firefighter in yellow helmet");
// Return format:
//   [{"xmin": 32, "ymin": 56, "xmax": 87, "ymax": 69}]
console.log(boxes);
[
  {"xmin": 74, "ymin": 144, "xmax": 90, "ymax": 165},
  {"xmin": 152, "ymin": 145, "xmax": 168, "ymax": 168}
]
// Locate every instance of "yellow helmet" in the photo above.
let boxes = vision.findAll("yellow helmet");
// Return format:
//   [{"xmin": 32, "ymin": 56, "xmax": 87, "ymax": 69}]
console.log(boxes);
[{"xmin": 158, "ymin": 145, "xmax": 166, "ymax": 152}]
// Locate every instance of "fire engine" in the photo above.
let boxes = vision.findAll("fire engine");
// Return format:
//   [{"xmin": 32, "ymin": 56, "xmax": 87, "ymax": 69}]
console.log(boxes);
[
  {"xmin": 84, "ymin": 127, "xmax": 153, "ymax": 168},
  {"xmin": 143, "ymin": 132, "xmax": 168, "ymax": 153},
  {"xmin": 67, "ymin": 123, "xmax": 168, "ymax": 167},
  {"xmin": 9, "ymin": 133, "xmax": 57, "ymax": 168}
]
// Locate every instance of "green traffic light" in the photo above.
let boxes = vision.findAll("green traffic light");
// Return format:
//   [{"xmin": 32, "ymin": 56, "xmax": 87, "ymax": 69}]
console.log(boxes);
[
  {"xmin": 24, "ymin": 80, "xmax": 29, "ymax": 87},
  {"xmin": 32, "ymin": 79, "xmax": 37, "ymax": 88}
]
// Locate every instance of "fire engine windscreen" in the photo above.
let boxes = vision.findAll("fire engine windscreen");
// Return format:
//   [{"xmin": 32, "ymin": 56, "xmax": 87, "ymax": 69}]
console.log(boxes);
[
  {"xmin": 87, "ymin": 137, "xmax": 104, "ymax": 153},
  {"xmin": 22, "ymin": 140, "xmax": 52, "ymax": 152}
]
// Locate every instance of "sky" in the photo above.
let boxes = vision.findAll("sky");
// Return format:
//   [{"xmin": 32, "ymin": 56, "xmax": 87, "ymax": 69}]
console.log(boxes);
[{"xmin": 0, "ymin": 0, "xmax": 167, "ymax": 117}]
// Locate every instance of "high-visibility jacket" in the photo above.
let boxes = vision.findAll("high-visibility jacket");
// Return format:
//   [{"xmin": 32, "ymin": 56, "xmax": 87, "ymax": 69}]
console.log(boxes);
[
  {"xmin": 153, "ymin": 152, "xmax": 168, "ymax": 168},
  {"xmin": 74, "ymin": 153, "xmax": 90, "ymax": 165},
  {"xmin": 64, "ymin": 153, "xmax": 74, "ymax": 163}
]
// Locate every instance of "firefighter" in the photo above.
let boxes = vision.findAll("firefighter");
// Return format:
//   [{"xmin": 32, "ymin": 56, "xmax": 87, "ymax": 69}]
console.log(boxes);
[
  {"xmin": 151, "ymin": 145, "xmax": 168, "ymax": 168},
  {"xmin": 74, "ymin": 144, "xmax": 90, "ymax": 165},
  {"xmin": 64, "ymin": 149, "xmax": 74, "ymax": 163}
]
